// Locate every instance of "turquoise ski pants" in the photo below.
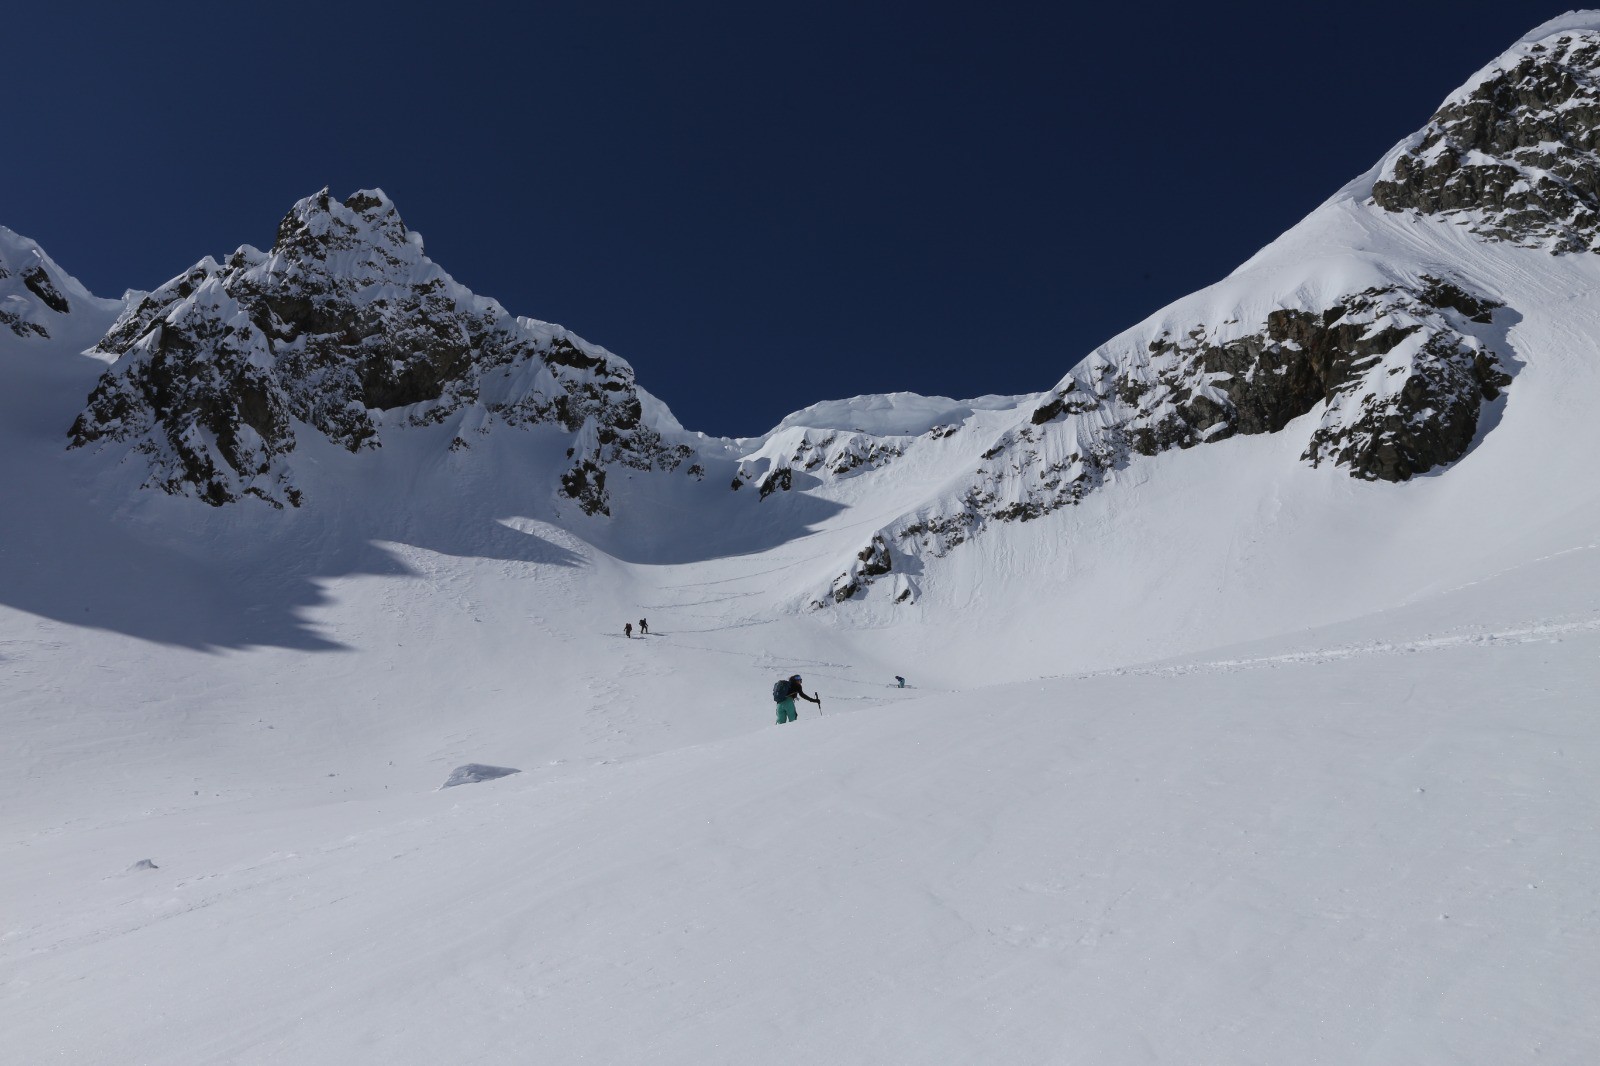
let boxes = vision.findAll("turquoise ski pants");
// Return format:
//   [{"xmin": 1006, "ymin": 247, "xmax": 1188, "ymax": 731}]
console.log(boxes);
[{"xmin": 775, "ymin": 699, "xmax": 797, "ymax": 724}]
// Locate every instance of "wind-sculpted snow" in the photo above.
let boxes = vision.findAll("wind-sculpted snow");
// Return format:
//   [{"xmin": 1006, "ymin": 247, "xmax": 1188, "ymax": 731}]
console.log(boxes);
[
  {"xmin": 764, "ymin": 392, "xmax": 1025, "ymax": 438},
  {"xmin": 68, "ymin": 189, "xmax": 689, "ymax": 509},
  {"xmin": 1373, "ymin": 24, "xmax": 1600, "ymax": 253}
]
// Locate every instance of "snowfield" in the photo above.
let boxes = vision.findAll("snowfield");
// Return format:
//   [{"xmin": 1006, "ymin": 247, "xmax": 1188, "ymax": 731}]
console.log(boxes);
[
  {"xmin": 4, "ymin": 537, "xmax": 1596, "ymax": 1064},
  {"xmin": 6, "ymin": 14, "xmax": 1600, "ymax": 1062}
]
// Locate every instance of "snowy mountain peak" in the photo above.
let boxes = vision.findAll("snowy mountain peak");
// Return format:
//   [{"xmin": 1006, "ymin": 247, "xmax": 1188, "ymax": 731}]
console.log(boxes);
[
  {"xmin": 1518, "ymin": 11, "xmax": 1600, "ymax": 47},
  {"xmin": 803, "ymin": 8, "xmax": 1600, "ymax": 604},
  {"xmin": 67, "ymin": 189, "xmax": 689, "ymax": 510},
  {"xmin": 0, "ymin": 225, "xmax": 117, "ymax": 340},
  {"xmin": 272, "ymin": 187, "xmax": 421, "ymax": 265},
  {"xmin": 762, "ymin": 392, "xmax": 1029, "ymax": 440},
  {"xmin": 1373, "ymin": 17, "xmax": 1600, "ymax": 253}
]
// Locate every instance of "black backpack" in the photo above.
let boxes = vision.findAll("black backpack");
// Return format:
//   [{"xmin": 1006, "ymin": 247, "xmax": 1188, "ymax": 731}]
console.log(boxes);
[{"xmin": 772, "ymin": 678, "xmax": 793, "ymax": 702}]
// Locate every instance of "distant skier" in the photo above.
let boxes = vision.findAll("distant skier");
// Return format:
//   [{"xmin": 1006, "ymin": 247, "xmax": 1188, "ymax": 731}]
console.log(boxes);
[
  {"xmin": 895, "ymin": 675, "xmax": 905, "ymax": 688},
  {"xmin": 772, "ymin": 674, "xmax": 820, "ymax": 725},
  {"xmin": 624, "ymin": 622, "xmax": 633, "ymax": 639},
  {"xmin": 639, "ymin": 618, "xmax": 649, "ymax": 635}
]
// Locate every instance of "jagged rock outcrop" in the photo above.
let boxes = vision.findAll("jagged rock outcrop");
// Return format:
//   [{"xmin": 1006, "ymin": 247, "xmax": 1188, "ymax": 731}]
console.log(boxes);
[
  {"xmin": 766, "ymin": 428, "xmax": 907, "ymax": 478},
  {"xmin": 823, "ymin": 535, "xmax": 895, "ymax": 604},
  {"xmin": 69, "ymin": 189, "xmax": 689, "ymax": 508},
  {"xmin": 730, "ymin": 427, "xmax": 912, "ymax": 502},
  {"xmin": 21, "ymin": 265, "xmax": 71, "ymax": 315},
  {"xmin": 1137, "ymin": 279, "xmax": 1508, "ymax": 480},
  {"xmin": 757, "ymin": 466, "xmax": 793, "ymax": 499},
  {"xmin": 1373, "ymin": 27, "xmax": 1600, "ymax": 253},
  {"xmin": 888, "ymin": 275, "xmax": 1508, "ymax": 561}
]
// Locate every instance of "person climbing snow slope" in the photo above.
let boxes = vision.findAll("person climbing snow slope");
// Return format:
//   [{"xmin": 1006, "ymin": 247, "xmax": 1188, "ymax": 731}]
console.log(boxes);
[{"xmin": 772, "ymin": 674, "xmax": 820, "ymax": 725}]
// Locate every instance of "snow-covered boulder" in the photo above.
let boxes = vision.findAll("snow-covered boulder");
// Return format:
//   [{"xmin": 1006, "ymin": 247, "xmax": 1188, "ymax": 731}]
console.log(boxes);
[{"xmin": 441, "ymin": 764, "xmax": 521, "ymax": 789}]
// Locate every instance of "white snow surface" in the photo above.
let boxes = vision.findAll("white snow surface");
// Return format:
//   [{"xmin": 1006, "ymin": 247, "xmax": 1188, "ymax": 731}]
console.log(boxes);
[
  {"xmin": 5, "ymin": 18, "xmax": 1600, "ymax": 1057},
  {"xmin": 1519, "ymin": 9, "xmax": 1600, "ymax": 44},
  {"xmin": 760, "ymin": 391, "xmax": 1029, "ymax": 440}
]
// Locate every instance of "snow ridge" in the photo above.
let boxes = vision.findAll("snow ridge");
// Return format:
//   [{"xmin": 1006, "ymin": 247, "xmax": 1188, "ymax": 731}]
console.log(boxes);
[{"xmin": 0, "ymin": 225, "xmax": 118, "ymax": 340}]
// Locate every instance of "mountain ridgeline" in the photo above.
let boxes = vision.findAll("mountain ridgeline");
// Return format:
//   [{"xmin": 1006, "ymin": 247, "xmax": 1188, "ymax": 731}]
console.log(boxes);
[
  {"xmin": 66, "ymin": 190, "xmax": 688, "ymax": 510},
  {"xmin": 26, "ymin": 15, "xmax": 1598, "ymax": 607},
  {"xmin": 1, "ymin": 226, "xmax": 113, "ymax": 341}
]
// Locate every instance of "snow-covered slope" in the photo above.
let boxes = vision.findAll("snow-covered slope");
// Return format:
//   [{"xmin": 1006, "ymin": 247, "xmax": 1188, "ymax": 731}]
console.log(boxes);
[
  {"xmin": 803, "ymin": 12, "xmax": 1600, "ymax": 611},
  {"xmin": 3, "ymin": 12, "xmax": 1599, "ymax": 1065},
  {"xmin": 0, "ymin": 224, "xmax": 121, "ymax": 344}
]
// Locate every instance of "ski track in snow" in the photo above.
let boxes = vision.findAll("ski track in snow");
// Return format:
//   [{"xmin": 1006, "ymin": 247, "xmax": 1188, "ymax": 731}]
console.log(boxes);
[{"xmin": 1084, "ymin": 614, "xmax": 1600, "ymax": 680}]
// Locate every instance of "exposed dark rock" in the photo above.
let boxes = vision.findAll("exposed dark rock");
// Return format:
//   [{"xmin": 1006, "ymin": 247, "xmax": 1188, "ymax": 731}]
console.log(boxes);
[
  {"xmin": 69, "ymin": 189, "xmax": 688, "ymax": 507},
  {"xmin": 767, "ymin": 429, "xmax": 908, "ymax": 478},
  {"xmin": 758, "ymin": 466, "xmax": 792, "ymax": 499},
  {"xmin": 1, "ymin": 309, "xmax": 49, "ymax": 339},
  {"xmin": 1095, "ymin": 284, "xmax": 1507, "ymax": 483},
  {"xmin": 560, "ymin": 460, "xmax": 610, "ymax": 516},
  {"xmin": 21, "ymin": 265, "xmax": 70, "ymax": 314},
  {"xmin": 827, "ymin": 534, "xmax": 893, "ymax": 603},
  {"xmin": 69, "ymin": 284, "xmax": 299, "ymax": 506},
  {"xmin": 1372, "ymin": 31, "xmax": 1600, "ymax": 253},
  {"xmin": 1029, "ymin": 382, "xmax": 1096, "ymax": 425},
  {"xmin": 881, "ymin": 278, "xmax": 1509, "ymax": 565},
  {"xmin": 1419, "ymin": 275, "xmax": 1498, "ymax": 322}
]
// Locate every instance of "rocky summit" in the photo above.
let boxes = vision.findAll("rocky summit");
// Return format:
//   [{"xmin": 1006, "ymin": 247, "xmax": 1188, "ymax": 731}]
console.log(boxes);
[
  {"xmin": 67, "ymin": 188, "xmax": 688, "ymax": 510},
  {"xmin": 1373, "ymin": 26, "xmax": 1600, "ymax": 253}
]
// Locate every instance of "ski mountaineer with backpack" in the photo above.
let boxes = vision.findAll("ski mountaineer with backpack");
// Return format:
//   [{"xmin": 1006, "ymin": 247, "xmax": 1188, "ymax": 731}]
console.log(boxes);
[{"xmin": 772, "ymin": 674, "xmax": 820, "ymax": 724}]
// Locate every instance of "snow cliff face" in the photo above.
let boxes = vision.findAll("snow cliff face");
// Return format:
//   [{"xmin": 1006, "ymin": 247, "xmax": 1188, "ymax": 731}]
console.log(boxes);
[{"xmin": 67, "ymin": 189, "xmax": 688, "ymax": 509}]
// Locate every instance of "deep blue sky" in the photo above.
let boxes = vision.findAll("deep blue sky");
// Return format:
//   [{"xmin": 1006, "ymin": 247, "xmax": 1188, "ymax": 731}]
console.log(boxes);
[{"xmin": 7, "ymin": 1, "xmax": 1570, "ymax": 436}]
